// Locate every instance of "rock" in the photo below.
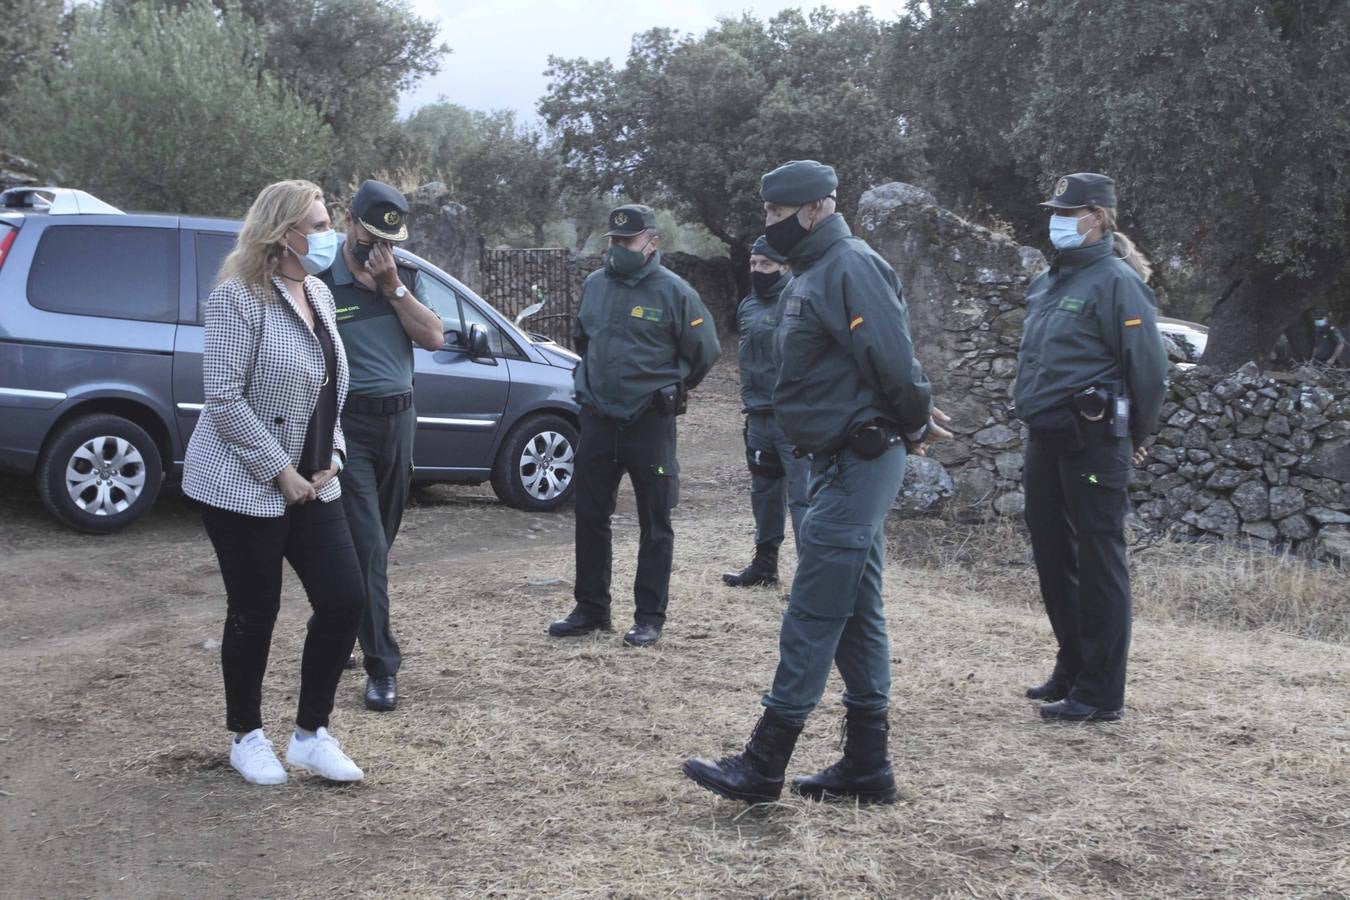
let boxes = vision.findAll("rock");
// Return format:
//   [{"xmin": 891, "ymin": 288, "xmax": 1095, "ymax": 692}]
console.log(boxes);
[
  {"xmin": 1205, "ymin": 468, "xmax": 1249, "ymax": 491},
  {"xmin": 1277, "ymin": 514, "xmax": 1314, "ymax": 540},
  {"xmin": 952, "ymin": 466, "xmax": 997, "ymax": 509},
  {"xmin": 0, "ymin": 152, "xmax": 44, "ymax": 191},
  {"xmin": 1150, "ymin": 446, "xmax": 1181, "ymax": 467},
  {"xmin": 1302, "ymin": 437, "xmax": 1349, "ymax": 480},
  {"xmin": 895, "ymin": 456, "xmax": 955, "ymax": 516},
  {"xmin": 1168, "ymin": 409, "xmax": 1197, "ymax": 428},
  {"xmin": 1307, "ymin": 507, "xmax": 1350, "ymax": 526},
  {"xmin": 993, "ymin": 490, "xmax": 1026, "ymax": 517},
  {"xmin": 1217, "ymin": 438, "xmax": 1265, "ymax": 468},
  {"xmin": 974, "ymin": 424, "xmax": 1016, "ymax": 448},
  {"xmin": 1235, "ymin": 361, "xmax": 1262, "ymax": 383},
  {"xmin": 1299, "ymin": 386, "xmax": 1335, "ymax": 412},
  {"xmin": 1268, "ymin": 486, "xmax": 1306, "ymax": 520},
  {"xmin": 994, "ymin": 451, "xmax": 1024, "ymax": 479},
  {"xmin": 990, "ymin": 356, "xmax": 1017, "ymax": 378},
  {"xmin": 1182, "ymin": 499, "xmax": 1239, "ymax": 536},
  {"xmin": 1212, "ymin": 378, "xmax": 1244, "ymax": 401},
  {"xmin": 1240, "ymin": 520, "xmax": 1279, "ymax": 541},
  {"xmin": 1230, "ymin": 481, "xmax": 1270, "ymax": 521},
  {"xmin": 1197, "ymin": 393, "xmax": 1223, "ymax": 415},
  {"xmin": 1183, "ymin": 425, "xmax": 1210, "ymax": 450},
  {"xmin": 1318, "ymin": 524, "xmax": 1350, "ymax": 562}
]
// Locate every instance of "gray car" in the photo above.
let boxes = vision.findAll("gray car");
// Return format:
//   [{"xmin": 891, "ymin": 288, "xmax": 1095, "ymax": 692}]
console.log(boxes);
[{"xmin": 0, "ymin": 186, "xmax": 580, "ymax": 533}]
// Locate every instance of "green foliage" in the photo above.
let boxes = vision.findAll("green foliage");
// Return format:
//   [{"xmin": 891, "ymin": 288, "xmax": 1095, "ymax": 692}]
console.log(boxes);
[
  {"xmin": 403, "ymin": 102, "xmax": 562, "ymax": 245},
  {"xmin": 0, "ymin": 0, "xmax": 68, "ymax": 120},
  {"xmin": 3, "ymin": 1, "xmax": 335, "ymax": 216},
  {"xmin": 540, "ymin": 9, "xmax": 919, "ymax": 257}
]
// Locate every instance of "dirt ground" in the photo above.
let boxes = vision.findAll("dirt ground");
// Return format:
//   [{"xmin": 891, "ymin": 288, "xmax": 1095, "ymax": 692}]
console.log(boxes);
[{"xmin": 1, "ymin": 358, "xmax": 1347, "ymax": 899}]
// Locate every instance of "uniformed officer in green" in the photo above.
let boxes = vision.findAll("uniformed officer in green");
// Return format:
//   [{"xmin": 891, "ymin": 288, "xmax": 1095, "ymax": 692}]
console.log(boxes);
[
  {"xmin": 722, "ymin": 235, "xmax": 811, "ymax": 588},
  {"xmin": 684, "ymin": 161, "xmax": 948, "ymax": 805},
  {"xmin": 320, "ymin": 180, "xmax": 444, "ymax": 712},
  {"xmin": 548, "ymin": 204, "xmax": 720, "ymax": 647},
  {"xmin": 1014, "ymin": 172, "xmax": 1167, "ymax": 722}
]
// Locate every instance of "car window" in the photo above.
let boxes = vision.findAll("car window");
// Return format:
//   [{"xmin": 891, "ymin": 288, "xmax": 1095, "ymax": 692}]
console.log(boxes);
[
  {"xmin": 27, "ymin": 225, "xmax": 177, "ymax": 323},
  {"xmin": 416, "ymin": 273, "xmax": 464, "ymax": 338},
  {"xmin": 193, "ymin": 232, "xmax": 235, "ymax": 322},
  {"xmin": 460, "ymin": 297, "xmax": 523, "ymax": 359}
]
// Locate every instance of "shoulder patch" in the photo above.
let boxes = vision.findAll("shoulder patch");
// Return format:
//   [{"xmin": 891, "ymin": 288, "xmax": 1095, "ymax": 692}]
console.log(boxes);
[
  {"xmin": 849, "ymin": 315, "xmax": 864, "ymax": 330},
  {"xmin": 1124, "ymin": 317, "xmax": 1142, "ymax": 327},
  {"xmin": 690, "ymin": 317, "xmax": 704, "ymax": 327},
  {"xmin": 784, "ymin": 296, "xmax": 803, "ymax": 317}
]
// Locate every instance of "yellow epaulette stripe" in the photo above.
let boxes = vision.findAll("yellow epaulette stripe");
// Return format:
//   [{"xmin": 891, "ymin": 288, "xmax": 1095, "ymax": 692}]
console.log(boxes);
[
  {"xmin": 850, "ymin": 315, "xmax": 864, "ymax": 330},
  {"xmin": 690, "ymin": 317, "xmax": 704, "ymax": 326},
  {"xmin": 1124, "ymin": 317, "xmax": 1142, "ymax": 327}
]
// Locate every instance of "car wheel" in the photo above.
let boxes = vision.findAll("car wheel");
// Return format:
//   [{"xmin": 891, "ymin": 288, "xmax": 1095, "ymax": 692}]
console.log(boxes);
[
  {"xmin": 36, "ymin": 414, "xmax": 163, "ymax": 533},
  {"xmin": 490, "ymin": 413, "xmax": 578, "ymax": 511}
]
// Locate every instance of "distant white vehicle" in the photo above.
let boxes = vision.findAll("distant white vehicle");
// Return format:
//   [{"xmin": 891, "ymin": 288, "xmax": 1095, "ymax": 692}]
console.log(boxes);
[{"xmin": 1157, "ymin": 316, "xmax": 1208, "ymax": 367}]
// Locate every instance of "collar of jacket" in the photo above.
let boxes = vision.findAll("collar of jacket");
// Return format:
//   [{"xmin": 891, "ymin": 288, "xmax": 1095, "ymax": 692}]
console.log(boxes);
[
  {"xmin": 751, "ymin": 272, "xmax": 790, "ymax": 302},
  {"xmin": 789, "ymin": 213, "xmax": 850, "ymax": 271},
  {"xmin": 1050, "ymin": 233, "xmax": 1115, "ymax": 275},
  {"xmin": 606, "ymin": 248, "xmax": 663, "ymax": 286}
]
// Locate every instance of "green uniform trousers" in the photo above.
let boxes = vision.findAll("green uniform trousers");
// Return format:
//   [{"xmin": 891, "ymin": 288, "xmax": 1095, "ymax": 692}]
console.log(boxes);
[
  {"xmin": 762, "ymin": 445, "xmax": 907, "ymax": 726},
  {"xmin": 746, "ymin": 411, "xmax": 811, "ymax": 551}
]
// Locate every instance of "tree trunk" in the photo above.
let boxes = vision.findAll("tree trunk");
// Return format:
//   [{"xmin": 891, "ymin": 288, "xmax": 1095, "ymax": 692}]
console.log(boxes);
[
  {"xmin": 1200, "ymin": 249, "xmax": 1343, "ymax": 371},
  {"xmin": 726, "ymin": 237, "xmax": 752, "ymax": 331}
]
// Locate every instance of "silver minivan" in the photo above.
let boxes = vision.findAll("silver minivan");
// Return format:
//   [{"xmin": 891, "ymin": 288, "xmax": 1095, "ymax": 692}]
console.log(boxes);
[{"xmin": 0, "ymin": 187, "xmax": 580, "ymax": 533}]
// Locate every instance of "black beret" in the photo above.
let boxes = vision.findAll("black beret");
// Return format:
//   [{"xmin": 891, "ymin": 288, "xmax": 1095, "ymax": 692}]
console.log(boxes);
[{"xmin": 760, "ymin": 160, "xmax": 839, "ymax": 205}]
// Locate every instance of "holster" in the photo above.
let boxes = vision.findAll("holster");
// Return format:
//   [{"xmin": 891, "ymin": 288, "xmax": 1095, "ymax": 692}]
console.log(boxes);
[
  {"xmin": 845, "ymin": 420, "xmax": 901, "ymax": 460},
  {"xmin": 653, "ymin": 382, "xmax": 688, "ymax": 416},
  {"xmin": 1025, "ymin": 405, "xmax": 1085, "ymax": 451}
]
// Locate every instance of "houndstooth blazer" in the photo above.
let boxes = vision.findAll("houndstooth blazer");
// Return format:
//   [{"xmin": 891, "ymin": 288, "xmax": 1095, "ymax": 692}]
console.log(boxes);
[{"xmin": 183, "ymin": 274, "xmax": 349, "ymax": 517}]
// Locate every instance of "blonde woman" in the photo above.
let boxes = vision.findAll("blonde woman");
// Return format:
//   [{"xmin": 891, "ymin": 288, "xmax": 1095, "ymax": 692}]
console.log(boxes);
[
  {"xmin": 1012, "ymin": 173, "xmax": 1167, "ymax": 722},
  {"xmin": 184, "ymin": 180, "xmax": 365, "ymax": 784}
]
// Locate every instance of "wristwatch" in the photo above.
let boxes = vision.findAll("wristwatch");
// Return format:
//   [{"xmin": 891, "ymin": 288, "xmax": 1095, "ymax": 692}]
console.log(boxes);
[{"xmin": 389, "ymin": 284, "xmax": 407, "ymax": 300}]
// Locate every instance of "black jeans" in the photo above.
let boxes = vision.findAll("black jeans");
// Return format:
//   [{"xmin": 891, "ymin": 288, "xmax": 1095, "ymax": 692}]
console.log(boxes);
[
  {"xmin": 202, "ymin": 498, "xmax": 365, "ymax": 733},
  {"xmin": 1023, "ymin": 421, "xmax": 1133, "ymax": 710},
  {"xmin": 573, "ymin": 406, "xmax": 679, "ymax": 627}
]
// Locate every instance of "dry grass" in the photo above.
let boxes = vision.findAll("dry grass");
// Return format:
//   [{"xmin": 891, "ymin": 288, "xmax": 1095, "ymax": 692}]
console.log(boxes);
[{"xmin": 3, "ymin": 368, "xmax": 1348, "ymax": 897}]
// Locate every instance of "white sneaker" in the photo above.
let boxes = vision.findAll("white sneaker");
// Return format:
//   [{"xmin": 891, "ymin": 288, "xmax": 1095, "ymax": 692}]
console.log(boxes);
[
  {"xmin": 230, "ymin": 729, "xmax": 287, "ymax": 785},
  {"xmin": 286, "ymin": 727, "xmax": 364, "ymax": 782}
]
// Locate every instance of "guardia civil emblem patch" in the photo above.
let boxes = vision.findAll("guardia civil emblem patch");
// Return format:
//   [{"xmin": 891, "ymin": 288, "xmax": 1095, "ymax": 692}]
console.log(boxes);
[
  {"xmin": 1054, "ymin": 177, "xmax": 1069, "ymax": 196},
  {"xmin": 384, "ymin": 210, "xmax": 400, "ymax": 226}
]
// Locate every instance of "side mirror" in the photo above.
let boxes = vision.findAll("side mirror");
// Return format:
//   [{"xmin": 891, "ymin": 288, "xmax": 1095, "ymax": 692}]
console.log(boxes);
[
  {"xmin": 468, "ymin": 323, "xmax": 492, "ymax": 360},
  {"xmin": 441, "ymin": 328, "xmax": 463, "ymax": 350}
]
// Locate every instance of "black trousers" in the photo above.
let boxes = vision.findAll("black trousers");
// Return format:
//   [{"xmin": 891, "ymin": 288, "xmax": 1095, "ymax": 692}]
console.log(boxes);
[
  {"xmin": 202, "ymin": 498, "xmax": 365, "ymax": 733},
  {"xmin": 573, "ymin": 406, "xmax": 679, "ymax": 627},
  {"xmin": 1023, "ymin": 424, "xmax": 1133, "ymax": 709}
]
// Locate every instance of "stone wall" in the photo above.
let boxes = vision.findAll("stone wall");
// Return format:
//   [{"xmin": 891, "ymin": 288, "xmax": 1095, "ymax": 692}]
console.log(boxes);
[
  {"xmin": 1135, "ymin": 362, "xmax": 1349, "ymax": 555},
  {"xmin": 402, "ymin": 182, "xmax": 484, "ymax": 292},
  {"xmin": 859, "ymin": 181, "xmax": 1350, "ymax": 558}
]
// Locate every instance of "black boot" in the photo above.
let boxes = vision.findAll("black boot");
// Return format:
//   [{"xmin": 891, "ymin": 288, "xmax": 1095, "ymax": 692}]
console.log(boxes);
[
  {"xmin": 721, "ymin": 543, "xmax": 780, "ymax": 588},
  {"xmin": 682, "ymin": 709, "xmax": 803, "ymax": 803},
  {"xmin": 791, "ymin": 709, "xmax": 897, "ymax": 805}
]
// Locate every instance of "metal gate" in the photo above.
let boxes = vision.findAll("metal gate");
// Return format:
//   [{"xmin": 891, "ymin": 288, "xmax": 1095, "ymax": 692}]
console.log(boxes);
[{"xmin": 481, "ymin": 248, "xmax": 579, "ymax": 349}]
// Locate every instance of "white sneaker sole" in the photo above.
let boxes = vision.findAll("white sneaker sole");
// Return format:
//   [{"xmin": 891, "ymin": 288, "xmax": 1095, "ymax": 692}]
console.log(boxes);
[
  {"xmin": 231, "ymin": 761, "xmax": 287, "ymax": 785},
  {"xmin": 285, "ymin": 753, "xmax": 363, "ymax": 782}
]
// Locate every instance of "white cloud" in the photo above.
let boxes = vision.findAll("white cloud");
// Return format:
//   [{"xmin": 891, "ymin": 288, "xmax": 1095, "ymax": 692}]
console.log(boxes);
[{"xmin": 399, "ymin": 1, "xmax": 908, "ymax": 119}]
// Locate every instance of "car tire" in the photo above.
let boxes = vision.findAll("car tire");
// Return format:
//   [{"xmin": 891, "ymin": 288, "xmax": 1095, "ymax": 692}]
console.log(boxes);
[
  {"xmin": 36, "ymin": 414, "xmax": 164, "ymax": 533},
  {"xmin": 490, "ymin": 413, "xmax": 578, "ymax": 511}
]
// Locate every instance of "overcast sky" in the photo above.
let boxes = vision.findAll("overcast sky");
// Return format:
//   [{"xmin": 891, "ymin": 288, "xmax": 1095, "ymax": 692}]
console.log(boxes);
[{"xmin": 398, "ymin": 1, "xmax": 909, "ymax": 120}]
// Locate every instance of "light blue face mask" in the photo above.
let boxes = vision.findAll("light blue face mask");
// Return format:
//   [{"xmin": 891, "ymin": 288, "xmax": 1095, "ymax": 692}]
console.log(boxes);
[
  {"xmin": 1048, "ymin": 214, "xmax": 1088, "ymax": 250},
  {"xmin": 288, "ymin": 227, "xmax": 339, "ymax": 275}
]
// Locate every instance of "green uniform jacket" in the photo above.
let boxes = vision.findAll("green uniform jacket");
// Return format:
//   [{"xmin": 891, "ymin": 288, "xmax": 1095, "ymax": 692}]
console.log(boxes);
[
  {"xmin": 1013, "ymin": 235, "xmax": 1168, "ymax": 448},
  {"xmin": 573, "ymin": 251, "xmax": 721, "ymax": 422},
  {"xmin": 736, "ymin": 273, "xmax": 789, "ymax": 413},
  {"xmin": 773, "ymin": 214, "xmax": 933, "ymax": 454}
]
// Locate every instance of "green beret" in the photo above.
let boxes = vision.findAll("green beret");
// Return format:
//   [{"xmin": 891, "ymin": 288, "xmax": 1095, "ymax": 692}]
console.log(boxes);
[
  {"xmin": 760, "ymin": 160, "xmax": 838, "ymax": 205},
  {"xmin": 750, "ymin": 235, "xmax": 787, "ymax": 263}
]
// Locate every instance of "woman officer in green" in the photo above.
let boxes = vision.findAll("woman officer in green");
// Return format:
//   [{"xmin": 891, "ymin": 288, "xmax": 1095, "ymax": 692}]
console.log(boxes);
[{"xmin": 1013, "ymin": 173, "xmax": 1167, "ymax": 722}]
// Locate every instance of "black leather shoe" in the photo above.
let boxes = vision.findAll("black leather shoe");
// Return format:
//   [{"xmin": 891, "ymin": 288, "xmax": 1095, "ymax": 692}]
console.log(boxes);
[
  {"xmin": 364, "ymin": 675, "xmax": 397, "ymax": 712},
  {"xmin": 721, "ymin": 563, "xmax": 779, "ymax": 588},
  {"xmin": 548, "ymin": 608, "xmax": 613, "ymax": 637},
  {"xmin": 1025, "ymin": 679, "xmax": 1070, "ymax": 702},
  {"xmin": 622, "ymin": 622, "xmax": 661, "ymax": 647},
  {"xmin": 683, "ymin": 710, "xmax": 803, "ymax": 803},
  {"xmin": 1039, "ymin": 698, "xmax": 1122, "ymax": 722}
]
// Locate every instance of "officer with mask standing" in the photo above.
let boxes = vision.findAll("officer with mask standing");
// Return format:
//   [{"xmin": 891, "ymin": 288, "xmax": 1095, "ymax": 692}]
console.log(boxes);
[
  {"xmin": 722, "ymin": 235, "xmax": 811, "ymax": 588},
  {"xmin": 320, "ymin": 180, "xmax": 445, "ymax": 712},
  {"xmin": 1013, "ymin": 172, "xmax": 1167, "ymax": 723},
  {"xmin": 548, "ymin": 205, "xmax": 721, "ymax": 647},
  {"xmin": 684, "ymin": 161, "xmax": 949, "ymax": 805}
]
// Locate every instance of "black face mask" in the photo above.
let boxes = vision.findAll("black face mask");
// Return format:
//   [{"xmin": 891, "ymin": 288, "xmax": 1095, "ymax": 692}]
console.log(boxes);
[
  {"xmin": 763, "ymin": 207, "xmax": 809, "ymax": 258},
  {"xmin": 751, "ymin": 270, "xmax": 785, "ymax": 296},
  {"xmin": 350, "ymin": 241, "xmax": 375, "ymax": 266}
]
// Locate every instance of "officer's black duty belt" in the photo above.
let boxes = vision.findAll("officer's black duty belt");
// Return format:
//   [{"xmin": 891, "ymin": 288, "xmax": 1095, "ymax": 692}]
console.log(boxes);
[{"xmin": 346, "ymin": 391, "xmax": 413, "ymax": 415}]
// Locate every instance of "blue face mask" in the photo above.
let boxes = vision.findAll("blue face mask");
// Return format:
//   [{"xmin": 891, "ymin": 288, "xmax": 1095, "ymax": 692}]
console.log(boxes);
[
  {"xmin": 1048, "ymin": 214, "xmax": 1088, "ymax": 250},
  {"xmin": 288, "ymin": 227, "xmax": 338, "ymax": 275}
]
